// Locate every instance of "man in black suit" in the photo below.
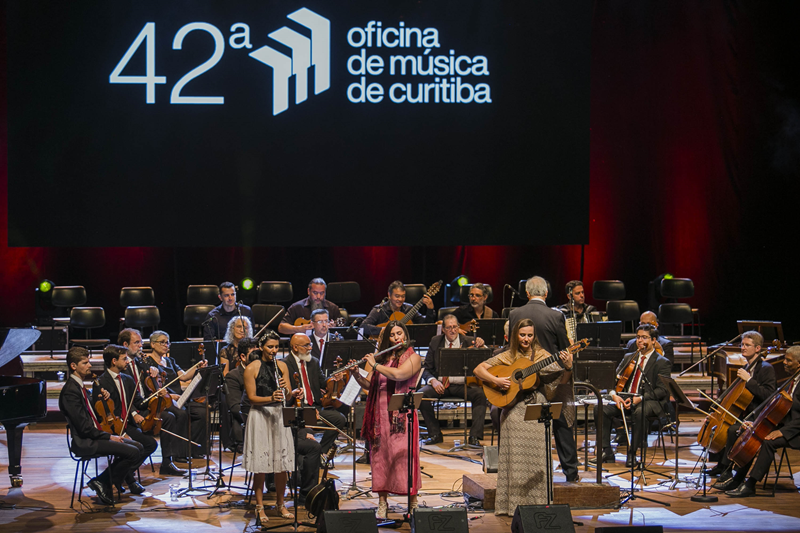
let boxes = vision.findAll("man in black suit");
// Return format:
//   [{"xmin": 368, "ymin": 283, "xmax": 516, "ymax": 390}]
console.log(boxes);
[
  {"xmin": 282, "ymin": 333, "xmax": 347, "ymax": 456},
  {"xmin": 508, "ymin": 276, "xmax": 578, "ymax": 481},
  {"xmin": 624, "ymin": 311, "xmax": 675, "ymax": 364},
  {"xmin": 726, "ymin": 346, "xmax": 800, "ymax": 497},
  {"xmin": 595, "ymin": 324, "xmax": 672, "ymax": 467},
  {"xmin": 59, "ymin": 347, "xmax": 143, "ymax": 505},
  {"xmin": 309, "ymin": 309, "xmax": 335, "ymax": 371},
  {"xmin": 92, "ymin": 345, "xmax": 159, "ymax": 493},
  {"xmin": 419, "ymin": 314, "xmax": 488, "ymax": 445}
]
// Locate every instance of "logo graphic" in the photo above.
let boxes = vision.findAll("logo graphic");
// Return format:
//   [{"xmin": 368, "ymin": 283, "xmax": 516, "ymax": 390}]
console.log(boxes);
[{"xmin": 249, "ymin": 8, "xmax": 330, "ymax": 115}]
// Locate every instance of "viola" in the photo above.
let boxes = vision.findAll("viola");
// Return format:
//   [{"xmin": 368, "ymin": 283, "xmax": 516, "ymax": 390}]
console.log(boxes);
[
  {"xmin": 140, "ymin": 369, "xmax": 173, "ymax": 435},
  {"xmin": 91, "ymin": 374, "xmax": 124, "ymax": 435}
]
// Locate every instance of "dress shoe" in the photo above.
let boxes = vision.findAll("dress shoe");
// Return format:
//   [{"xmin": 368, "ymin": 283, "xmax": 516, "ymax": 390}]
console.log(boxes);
[
  {"xmin": 128, "ymin": 481, "xmax": 146, "ymax": 495},
  {"xmin": 713, "ymin": 473, "xmax": 742, "ymax": 492},
  {"xmin": 421, "ymin": 434, "xmax": 443, "ymax": 445},
  {"xmin": 703, "ymin": 464, "xmax": 726, "ymax": 477},
  {"xmin": 601, "ymin": 448, "xmax": 616, "ymax": 463},
  {"xmin": 566, "ymin": 475, "xmax": 580, "ymax": 483},
  {"xmin": 356, "ymin": 453, "xmax": 370, "ymax": 465},
  {"xmin": 159, "ymin": 462, "xmax": 188, "ymax": 476},
  {"xmin": 726, "ymin": 482, "xmax": 755, "ymax": 498},
  {"xmin": 468, "ymin": 437, "xmax": 481, "ymax": 446},
  {"xmin": 88, "ymin": 478, "xmax": 114, "ymax": 506}
]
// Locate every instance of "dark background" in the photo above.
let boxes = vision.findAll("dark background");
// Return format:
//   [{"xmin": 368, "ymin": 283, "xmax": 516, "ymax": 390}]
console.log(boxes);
[
  {"xmin": 5, "ymin": 0, "xmax": 590, "ymax": 247},
  {"xmin": 2, "ymin": 1, "xmax": 800, "ymax": 346}
]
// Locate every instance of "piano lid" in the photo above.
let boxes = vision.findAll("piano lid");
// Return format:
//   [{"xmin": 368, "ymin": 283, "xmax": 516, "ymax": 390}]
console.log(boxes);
[{"xmin": 0, "ymin": 328, "xmax": 41, "ymax": 368}]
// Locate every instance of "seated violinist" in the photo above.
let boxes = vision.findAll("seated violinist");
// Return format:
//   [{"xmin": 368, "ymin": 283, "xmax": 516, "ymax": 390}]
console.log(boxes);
[
  {"xmin": 91, "ymin": 345, "xmax": 158, "ymax": 494},
  {"xmin": 224, "ymin": 337, "xmax": 260, "ymax": 447},
  {"xmin": 723, "ymin": 346, "xmax": 800, "ymax": 497},
  {"xmin": 706, "ymin": 331, "xmax": 775, "ymax": 490},
  {"xmin": 593, "ymin": 324, "xmax": 671, "ymax": 467},
  {"xmin": 59, "ymin": 347, "xmax": 143, "ymax": 505}
]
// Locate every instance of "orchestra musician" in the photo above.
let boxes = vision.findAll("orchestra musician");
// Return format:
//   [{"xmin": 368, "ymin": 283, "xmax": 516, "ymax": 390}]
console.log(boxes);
[
  {"xmin": 361, "ymin": 280, "xmax": 435, "ymax": 338},
  {"xmin": 419, "ymin": 314, "xmax": 487, "ymax": 446},
  {"xmin": 725, "ymin": 346, "xmax": 800, "ymax": 498},
  {"xmin": 278, "ymin": 277, "xmax": 343, "ymax": 335},
  {"xmin": 222, "ymin": 338, "xmax": 260, "ymax": 451},
  {"xmin": 91, "ymin": 345, "xmax": 158, "ymax": 494},
  {"xmin": 508, "ymin": 276, "xmax": 578, "ymax": 482},
  {"xmin": 623, "ymin": 312, "xmax": 674, "ymax": 364},
  {"xmin": 242, "ymin": 329, "xmax": 296, "ymax": 523},
  {"xmin": 203, "ymin": 281, "xmax": 253, "ymax": 341},
  {"xmin": 594, "ymin": 324, "xmax": 671, "ymax": 467},
  {"xmin": 707, "ymin": 331, "xmax": 776, "ymax": 491},
  {"xmin": 219, "ymin": 316, "xmax": 254, "ymax": 376},
  {"xmin": 282, "ymin": 333, "xmax": 348, "ymax": 457},
  {"xmin": 353, "ymin": 321, "xmax": 422, "ymax": 519},
  {"xmin": 473, "ymin": 319, "xmax": 574, "ymax": 514},
  {"xmin": 557, "ymin": 280, "xmax": 598, "ymax": 324},
  {"xmin": 59, "ymin": 347, "xmax": 143, "ymax": 505},
  {"xmin": 143, "ymin": 330, "xmax": 207, "ymax": 462},
  {"xmin": 309, "ymin": 308, "xmax": 341, "ymax": 371},
  {"xmin": 452, "ymin": 283, "xmax": 496, "ymax": 322},
  {"xmin": 118, "ymin": 328, "xmax": 158, "ymax": 396}
]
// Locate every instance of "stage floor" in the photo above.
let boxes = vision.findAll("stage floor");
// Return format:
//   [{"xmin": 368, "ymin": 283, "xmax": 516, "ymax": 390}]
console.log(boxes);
[{"xmin": 1, "ymin": 418, "xmax": 800, "ymax": 532}]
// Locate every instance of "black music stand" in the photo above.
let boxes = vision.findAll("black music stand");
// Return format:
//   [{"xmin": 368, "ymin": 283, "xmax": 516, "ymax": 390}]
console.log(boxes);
[
  {"xmin": 177, "ymin": 365, "xmax": 220, "ymax": 497},
  {"xmin": 573, "ymin": 361, "xmax": 617, "ymax": 390},
  {"xmin": 384, "ymin": 391, "xmax": 424, "ymax": 527},
  {"xmin": 435, "ymin": 347, "xmax": 493, "ymax": 452},
  {"xmin": 524, "ymin": 403, "xmax": 563, "ymax": 505},
  {"xmin": 169, "ymin": 341, "xmax": 219, "ymax": 368},
  {"xmin": 660, "ymin": 376, "xmax": 704, "ymax": 491},
  {"xmin": 405, "ymin": 324, "xmax": 439, "ymax": 349},
  {"xmin": 321, "ymin": 340, "xmax": 374, "ymax": 377},
  {"xmin": 474, "ymin": 319, "xmax": 507, "ymax": 347},
  {"xmin": 576, "ymin": 321, "xmax": 623, "ymax": 348}
]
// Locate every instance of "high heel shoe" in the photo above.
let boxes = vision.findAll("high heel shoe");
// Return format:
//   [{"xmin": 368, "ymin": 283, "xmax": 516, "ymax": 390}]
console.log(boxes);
[
  {"xmin": 277, "ymin": 504, "xmax": 293, "ymax": 519},
  {"xmin": 254, "ymin": 504, "xmax": 268, "ymax": 526},
  {"xmin": 376, "ymin": 500, "xmax": 388, "ymax": 519}
]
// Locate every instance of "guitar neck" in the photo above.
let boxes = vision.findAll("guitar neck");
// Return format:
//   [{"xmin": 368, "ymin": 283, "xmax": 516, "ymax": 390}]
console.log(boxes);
[
  {"xmin": 519, "ymin": 353, "xmax": 561, "ymax": 380},
  {"xmin": 400, "ymin": 299, "xmax": 427, "ymax": 324}
]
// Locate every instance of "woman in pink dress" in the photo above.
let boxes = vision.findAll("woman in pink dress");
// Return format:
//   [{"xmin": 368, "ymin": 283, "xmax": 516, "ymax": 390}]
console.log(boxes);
[{"xmin": 355, "ymin": 321, "xmax": 422, "ymax": 519}]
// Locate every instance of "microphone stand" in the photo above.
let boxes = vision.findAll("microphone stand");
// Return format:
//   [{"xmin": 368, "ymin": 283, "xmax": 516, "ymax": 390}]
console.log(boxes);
[{"xmin": 679, "ymin": 333, "xmax": 742, "ymax": 400}]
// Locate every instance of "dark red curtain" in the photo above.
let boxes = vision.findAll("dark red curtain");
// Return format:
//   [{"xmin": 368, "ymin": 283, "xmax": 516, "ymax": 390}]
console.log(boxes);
[{"xmin": 2, "ymin": 2, "xmax": 799, "ymax": 342}]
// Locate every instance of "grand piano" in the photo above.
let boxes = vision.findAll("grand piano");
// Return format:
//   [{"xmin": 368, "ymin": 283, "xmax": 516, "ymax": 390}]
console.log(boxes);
[{"xmin": 0, "ymin": 329, "xmax": 47, "ymax": 487}]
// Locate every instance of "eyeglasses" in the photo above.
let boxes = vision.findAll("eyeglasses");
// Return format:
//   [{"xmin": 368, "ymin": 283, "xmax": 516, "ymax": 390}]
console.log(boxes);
[
  {"xmin": 635, "ymin": 335, "xmax": 651, "ymax": 340},
  {"xmin": 294, "ymin": 343, "xmax": 312, "ymax": 349},
  {"xmin": 154, "ymin": 340, "xmax": 170, "ymax": 345},
  {"xmin": 443, "ymin": 326, "xmax": 460, "ymax": 331}
]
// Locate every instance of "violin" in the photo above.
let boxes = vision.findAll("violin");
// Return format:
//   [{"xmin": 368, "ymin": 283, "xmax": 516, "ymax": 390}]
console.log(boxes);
[
  {"xmin": 321, "ymin": 357, "xmax": 352, "ymax": 409},
  {"xmin": 91, "ymin": 374, "xmax": 124, "ymax": 436},
  {"xmin": 292, "ymin": 372, "xmax": 303, "ymax": 408},
  {"xmin": 193, "ymin": 344, "xmax": 208, "ymax": 404},
  {"xmin": 140, "ymin": 369, "xmax": 173, "ymax": 435},
  {"xmin": 614, "ymin": 353, "xmax": 638, "ymax": 393}
]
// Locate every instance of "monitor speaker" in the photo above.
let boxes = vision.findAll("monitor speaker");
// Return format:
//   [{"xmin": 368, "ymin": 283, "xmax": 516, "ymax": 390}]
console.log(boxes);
[
  {"xmin": 411, "ymin": 507, "xmax": 468, "ymax": 533},
  {"xmin": 595, "ymin": 527, "xmax": 664, "ymax": 533},
  {"xmin": 317, "ymin": 509, "xmax": 378, "ymax": 533},
  {"xmin": 511, "ymin": 504, "xmax": 574, "ymax": 533}
]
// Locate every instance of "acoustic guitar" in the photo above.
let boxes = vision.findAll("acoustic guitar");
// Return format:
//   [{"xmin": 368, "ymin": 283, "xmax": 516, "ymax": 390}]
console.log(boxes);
[
  {"xmin": 305, "ymin": 445, "xmax": 340, "ymax": 518},
  {"xmin": 294, "ymin": 317, "xmax": 346, "ymax": 327},
  {"xmin": 374, "ymin": 280, "xmax": 443, "ymax": 330},
  {"xmin": 483, "ymin": 338, "xmax": 590, "ymax": 408}
]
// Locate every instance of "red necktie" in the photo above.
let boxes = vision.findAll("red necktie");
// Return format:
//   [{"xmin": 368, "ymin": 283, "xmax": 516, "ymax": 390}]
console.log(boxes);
[
  {"xmin": 117, "ymin": 375, "xmax": 128, "ymax": 422},
  {"xmin": 319, "ymin": 338, "xmax": 324, "ymax": 353},
  {"xmin": 300, "ymin": 360, "xmax": 314, "ymax": 405},
  {"xmin": 81, "ymin": 386, "xmax": 102, "ymax": 430},
  {"xmin": 629, "ymin": 356, "xmax": 643, "ymax": 394},
  {"xmin": 441, "ymin": 342, "xmax": 454, "ymax": 389}
]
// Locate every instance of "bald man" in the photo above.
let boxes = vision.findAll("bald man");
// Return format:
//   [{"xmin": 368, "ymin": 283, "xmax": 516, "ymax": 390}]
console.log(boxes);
[
  {"xmin": 625, "ymin": 312, "xmax": 674, "ymax": 364},
  {"xmin": 281, "ymin": 334, "xmax": 347, "ymax": 456}
]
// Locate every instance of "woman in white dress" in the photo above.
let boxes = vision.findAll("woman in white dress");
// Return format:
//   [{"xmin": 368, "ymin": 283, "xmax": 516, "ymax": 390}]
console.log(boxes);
[{"xmin": 243, "ymin": 330, "xmax": 295, "ymax": 524}]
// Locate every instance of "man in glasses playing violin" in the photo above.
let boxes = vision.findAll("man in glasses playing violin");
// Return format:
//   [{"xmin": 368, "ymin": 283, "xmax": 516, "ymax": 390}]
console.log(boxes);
[
  {"xmin": 624, "ymin": 312, "xmax": 674, "ymax": 364},
  {"xmin": 707, "ymin": 331, "xmax": 776, "ymax": 491}
]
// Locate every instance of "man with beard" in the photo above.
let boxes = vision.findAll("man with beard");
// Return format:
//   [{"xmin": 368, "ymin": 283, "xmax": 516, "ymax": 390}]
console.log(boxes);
[
  {"xmin": 279, "ymin": 278, "xmax": 342, "ymax": 335},
  {"xmin": 453, "ymin": 283, "xmax": 497, "ymax": 323},
  {"xmin": 558, "ymin": 280, "xmax": 597, "ymax": 325},
  {"xmin": 203, "ymin": 282, "xmax": 253, "ymax": 340},
  {"xmin": 362, "ymin": 280, "xmax": 435, "ymax": 338}
]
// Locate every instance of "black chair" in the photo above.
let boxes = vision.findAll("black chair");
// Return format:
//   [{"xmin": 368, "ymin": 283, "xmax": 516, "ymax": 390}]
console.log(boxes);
[
  {"xmin": 606, "ymin": 300, "xmax": 640, "ymax": 332},
  {"xmin": 69, "ymin": 307, "xmax": 110, "ymax": 354},
  {"xmin": 763, "ymin": 447, "xmax": 796, "ymax": 495},
  {"xmin": 51, "ymin": 286, "xmax": 88, "ymax": 357},
  {"xmin": 659, "ymin": 303, "xmax": 700, "ymax": 363},
  {"xmin": 124, "ymin": 306, "xmax": 161, "ymax": 336},
  {"xmin": 67, "ymin": 425, "xmax": 117, "ymax": 509},
  {"xmin": 187, "ymin": 285, "xmax": 220, "ymax": 305},
  {"xmin": 252, "ymin": 304, "xmax": 286, "ymax": 329},
  {"xmin": 404, "ymin": 284, "xmax": 426, "ymax": 305},
  {"xmin": 184, "ymin": 304, "xmax": 216, "ymax": 339},
  {"xmin": 459, "ymin": 284, "xmax": 493, "ymax": 304},
  {"xmin": 438, "ymin": 306, "xmax": 459, "ymax": 321},
  {"xmin": 593, "ymin": 280, "xmax": 626, "ymax": 302},
  {"xmin": 120, "ymin": 287, "xmax": 154, "ymax": 307},
  {"xmin": 661, "ymin": 278, "xmax": 699, "ymax": 338},
  {"xmin": 257, "ymin": 281, "xmax": 293, "ymax": 304},
  {"xmin": 326, "ymin": 282, "xmax": 364, "ymax": 324}
]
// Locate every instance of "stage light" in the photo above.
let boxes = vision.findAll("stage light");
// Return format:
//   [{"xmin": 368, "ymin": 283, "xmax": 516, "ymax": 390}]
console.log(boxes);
[
  {"xmin": 452, "ymin": 275, "xmax": 469, "ymax": 287},
  {"xmin": 663, "ymin": 273, "xmax": 674, "ymax": 280},
  {"xmin": 38, "ymin": 280, "xmax": 53, "ymax": 293},
  {"xmin": 241, "ymin": 278, "xmax": 254, "ymax": 291}
]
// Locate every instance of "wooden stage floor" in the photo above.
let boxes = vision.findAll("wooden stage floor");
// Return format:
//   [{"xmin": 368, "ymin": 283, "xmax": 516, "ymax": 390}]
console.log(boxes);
[{"xmin": 1, "ymin": 418, "xmax": 800, "ymax": 532}]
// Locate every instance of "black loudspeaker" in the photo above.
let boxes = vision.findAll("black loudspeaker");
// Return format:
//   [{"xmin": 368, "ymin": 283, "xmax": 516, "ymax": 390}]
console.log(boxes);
[
  {"xmin": 595, "ymin": 527, "xmax": 664, "ymax": 533},
  {"xmin": 411, "ymin": 508, "xmax": 468, "ymax": 533},
  {"xmin": 317, "ymin": 509, "xmax": 378, "ymax": 533},
  {"xmin": 511, "ymin": 504, "xmax": 574, "ymax": 533}
]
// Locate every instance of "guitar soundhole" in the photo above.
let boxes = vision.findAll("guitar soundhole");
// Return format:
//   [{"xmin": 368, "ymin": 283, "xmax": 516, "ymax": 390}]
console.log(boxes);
[{"xmin": 513, "ymin": 370, "xmax": 523, "ymax": 382}]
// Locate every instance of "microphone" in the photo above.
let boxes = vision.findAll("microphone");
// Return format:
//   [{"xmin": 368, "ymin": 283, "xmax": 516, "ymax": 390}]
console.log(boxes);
[
  {"xmin": 504, "ymin": 284, "xmax": 519, "ymax": 296},
  {"xmin": 201, "ymin": 316, "xmax": 214, "ymax": 326}
]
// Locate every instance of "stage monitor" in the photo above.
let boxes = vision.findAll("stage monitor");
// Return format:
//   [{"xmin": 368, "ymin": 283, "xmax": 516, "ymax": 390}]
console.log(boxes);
[{"xmin": 6, "ymin": 1, "xmax": 591, "ymax": 247}]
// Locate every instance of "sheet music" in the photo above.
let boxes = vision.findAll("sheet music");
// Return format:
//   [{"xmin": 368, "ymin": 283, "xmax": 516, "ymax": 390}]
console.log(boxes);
[
  {"xmin": 176, "ymin": 373, "xmax": 202, "ymax": 409},
  {"xmin": 339, "ymin": 374, "xmax": 362, "ymax": 406}
]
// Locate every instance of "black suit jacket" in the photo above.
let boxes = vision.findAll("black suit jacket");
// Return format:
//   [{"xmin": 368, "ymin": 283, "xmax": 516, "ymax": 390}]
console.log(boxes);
[
  {"xmin": 224, "ymin": 364, "xmax": 249, "ymax": 421},
  {"xmin": 310, "ymin": 333, "xmax": 334, "ymax": 368},
  {"xmin": 743, "ymin": 360, "xmax": 777, "ymax": 417},
  {"xmin": 59, "ymin": 376, "xmax": 111, "ymax": 455},
  {"xmin": 508, "ymin": 299, "xmax": 569, "ymax": 355},
  {"xmin": 282, "ymin": 353, "xmax": 325, "ymax": 408},
  {"xmin": 92, "ymin": 370, "xmax": 148, "ymax": 422},
  {"xmin": 615, "ymin": 351, "xmax": 671, "ymax": 403},
  {"xmin": 779, "ymin": 380, "xmax": 800, "ymax": 442},
  {"xmin": 422, "ymin": 333, "xmax": 476, "ymax": 382}
]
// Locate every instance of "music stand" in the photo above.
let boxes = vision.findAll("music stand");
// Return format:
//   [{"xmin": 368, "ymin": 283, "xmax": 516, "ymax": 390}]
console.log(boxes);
[
  {"xmin": 177, "ymin": 365, "xmax": 220, "ymax": 497},
  {"xmin": 573, "ymin": 361, "xmax": 617, "ymax": 390},
  {"xmin": 435, "ymin": 347, "xmax": 493, "ymax": 451},
  {"xmin": 576, "ymin": 321, "xmax": 623, "ymax": 348},
  {"xmin": 660, "ymin": 376, "xmax": 704, "ymax": 491},
  {"xmin": 524, "ymin": 403, "xmax": 563, "ymax": 505},
  {"xmin": 169, "ymin": 341, "xmax": 219, "ymax": 368},
  {"xmin": 474, "ymin": 319, "xmax": 507, "ymax": 347},
  {"xmin": 386, "ymin": 392, "xmax": 424, "ymax": 525},
  {"xmin": 405, "ymin": 324, "xmax": 439, "ymax": 349},
  {"xmin": 321, "ymin": 340, "xmax": 374, "ymax": 377}
]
